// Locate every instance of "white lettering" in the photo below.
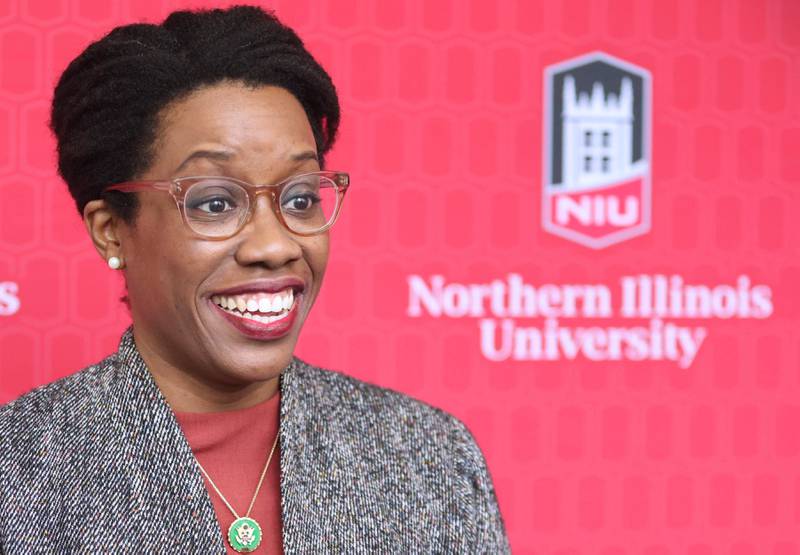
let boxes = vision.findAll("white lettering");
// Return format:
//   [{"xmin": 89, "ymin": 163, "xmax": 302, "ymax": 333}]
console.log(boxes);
[
  {"xmin": 711, "ymin": 286, "xmax": 737, "ymax": 318},
  {"xmin": 555, "ymin": 195, "xmax": 592, "ymax": 226},
  {"xmin": 751, "ymin": 285, "xmax": 773, "ymax": 318},
  {"xmin": 554, "ymin": 194, "xmax": 639, "ymax": 227},
  {"xmin": 409, "ymin": 273, "xmax": 771, "ymax": 369},
  {"xmin": 477, "ymin": 318, "xmax": 708, "ymax": 368},
  {"xmin": 442, "ymin": 284, "xmax": 471, "ymax": 317},
  {"xmin": 479, "ymin": 319, "xmax": 514, "ymax": 361},
  {"xmin": 0, "ymin": 282, "xmax": 20, "ymax": 316},
  {"xmin": 607, "ymin": 196, "xmax": 638, "ymax": 226},
  {"xmin": 407, "ymin": 274, "xmax": 444, "ymax": 317},
  {"xmin": 676, "ymin": 326, "xmax": 707, "ymax": 369}
]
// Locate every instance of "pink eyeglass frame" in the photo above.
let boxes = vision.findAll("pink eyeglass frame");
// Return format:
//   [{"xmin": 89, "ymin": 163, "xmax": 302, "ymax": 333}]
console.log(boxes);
[{"xmin": 105, "ymin": 170, "xmax": 350, "ymax": 239}]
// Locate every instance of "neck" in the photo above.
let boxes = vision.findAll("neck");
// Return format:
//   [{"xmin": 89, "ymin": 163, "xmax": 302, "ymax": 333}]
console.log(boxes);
[{"xmin": 132, "ymin": 327, "xmax": 280, "ymax": 413}]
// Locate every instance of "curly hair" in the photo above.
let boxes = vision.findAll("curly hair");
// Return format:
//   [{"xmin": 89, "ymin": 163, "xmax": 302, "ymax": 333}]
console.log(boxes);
[{"xmin": 50, "ymin": 5, "xmax": 340, "ymax": 222}]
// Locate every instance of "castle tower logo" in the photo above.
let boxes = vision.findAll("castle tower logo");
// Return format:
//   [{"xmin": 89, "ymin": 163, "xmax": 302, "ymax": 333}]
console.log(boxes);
[{"xmin": 542, "ymin": 52, "xmax": 652, "ymax": 249}]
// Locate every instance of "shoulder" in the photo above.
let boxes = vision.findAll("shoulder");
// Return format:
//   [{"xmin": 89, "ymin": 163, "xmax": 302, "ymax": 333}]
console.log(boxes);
[
  {"xmin": 0, "ymin": 354, "xmax": 121, "ymax": 528},
  {"xmin": 288, "ymin": 356, "xmax": 487, "ymax": 477},
  {"xmin": 290, "ymin": 356, "xmax": 471, "ymax": 438},
  {"xmin": 288, "ymin": 358, "xmax": 510, "ymax": 552},
  {"xmin": 0, "ymin": 354, "xmax": 118, "ymax": 453}
]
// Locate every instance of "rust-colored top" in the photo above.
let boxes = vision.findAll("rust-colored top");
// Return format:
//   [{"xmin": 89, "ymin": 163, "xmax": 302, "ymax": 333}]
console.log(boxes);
[{"xmin": 175, "ymin": 390, "xmax": 283, "ymax": 555}]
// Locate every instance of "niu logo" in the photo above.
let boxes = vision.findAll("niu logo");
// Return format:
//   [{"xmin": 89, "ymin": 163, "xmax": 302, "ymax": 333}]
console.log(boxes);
[{"xmin": 542, "ymin": 52, "xmax": 652, "ymax": 249}]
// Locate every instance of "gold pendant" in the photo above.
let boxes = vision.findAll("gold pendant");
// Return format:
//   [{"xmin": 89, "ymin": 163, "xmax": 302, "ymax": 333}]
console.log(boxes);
[{"xmin": 227, "ymin": 516, "xmax": 262, "ymax": 552}]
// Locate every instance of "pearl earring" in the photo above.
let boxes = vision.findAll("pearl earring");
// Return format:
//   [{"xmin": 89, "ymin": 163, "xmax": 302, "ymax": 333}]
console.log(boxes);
[{"xmin": 107, "ymin": 256, "xmax": 122, "ymax": 270}]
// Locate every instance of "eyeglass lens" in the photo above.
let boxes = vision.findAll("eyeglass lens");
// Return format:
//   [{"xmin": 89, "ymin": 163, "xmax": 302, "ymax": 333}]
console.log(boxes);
[{"xmin": 182, "ymin": 175, "xmax": 339, "ymax": 237}]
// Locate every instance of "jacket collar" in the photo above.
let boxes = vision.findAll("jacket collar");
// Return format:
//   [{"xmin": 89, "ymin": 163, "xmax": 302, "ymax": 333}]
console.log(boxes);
[{"xmin": 109, "ymin": 326, "xmax": 314, "ymax": 553}]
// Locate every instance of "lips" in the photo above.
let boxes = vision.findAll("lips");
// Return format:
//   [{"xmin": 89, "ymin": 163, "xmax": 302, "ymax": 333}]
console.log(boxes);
[
  {"xmin": 211, "ymin": 276, "xmax": 305, "ymax": 296},
  {"xmin": 212, "ymin": 289, "xmax": 294, "ymax": 319},
  {"xmin": 207, "ymin": 277, "xmax": 306, "ymax": 341},
  {"xmin": 210, "ymin": 295, "xmax": 300, "ymax": 340}
]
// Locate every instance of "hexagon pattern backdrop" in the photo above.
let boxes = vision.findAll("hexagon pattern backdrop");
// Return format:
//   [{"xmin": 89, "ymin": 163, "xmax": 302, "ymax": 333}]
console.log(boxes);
[{"xmin": 0, "ymin": 0, "xmax": 798, "ymax": 552}]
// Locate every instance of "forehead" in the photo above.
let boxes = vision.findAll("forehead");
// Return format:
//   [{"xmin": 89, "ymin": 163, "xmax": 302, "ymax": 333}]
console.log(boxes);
[{"xmin": 152, "ymin": 82, "xmax": 316, "ymax": 173}]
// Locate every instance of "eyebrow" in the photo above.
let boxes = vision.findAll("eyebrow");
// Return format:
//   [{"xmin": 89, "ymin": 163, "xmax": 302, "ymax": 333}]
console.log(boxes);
[
  {"xmin": 175, "ymin": 149, "xmax": 234, "ymax": 173},
  {"xmin": 291, "ymin": 150, "xmax": 319, "ymax": 163},
  {"xmin": 174, "ymin": 149, "xmax": 319, "ymax": 173}
]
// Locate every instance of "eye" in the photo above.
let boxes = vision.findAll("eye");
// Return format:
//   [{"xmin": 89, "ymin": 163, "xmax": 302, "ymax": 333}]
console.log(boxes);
[
  {"xmin": 192, "ymin": 196, "xmax": 237, "ymax": 214},
  {"xmin": 283, "ymin": 193, "xmax": 320, "ymax": 213},
  {"xmin": 281, "ymin": 178, "xmax": 322, "ymax": 214},
  {"xmin": 185, "ymin": 181, "xmax": 242, "ymax": 215}
]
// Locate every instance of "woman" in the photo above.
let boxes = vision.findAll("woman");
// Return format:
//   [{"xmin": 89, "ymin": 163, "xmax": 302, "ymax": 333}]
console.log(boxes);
[{"xmin": 0, "ymin": 6, "xmax": 509, "ymax": 554}]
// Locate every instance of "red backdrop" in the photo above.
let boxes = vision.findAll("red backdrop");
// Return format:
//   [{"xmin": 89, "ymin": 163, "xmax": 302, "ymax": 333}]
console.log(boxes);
[{"xmin": 1, "ymin": 0, "xmax": 799, "ymax": 552}]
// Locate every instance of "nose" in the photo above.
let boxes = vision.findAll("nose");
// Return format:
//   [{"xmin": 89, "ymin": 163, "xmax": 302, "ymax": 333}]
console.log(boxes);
[{"xmin": 234, "ymin": 194, "xmax": 303, "ymax": 269}]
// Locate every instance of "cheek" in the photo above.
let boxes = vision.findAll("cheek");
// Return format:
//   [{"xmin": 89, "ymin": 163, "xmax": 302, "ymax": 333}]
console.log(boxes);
[
  {"xmin": 126, "ymin": 239, "xmax": 227, "ymax": 322},
  {"xmin": 123, "ymin": 205, "xmax": 218, "ymax": 305},
  {"xmin": 125, "ymin": 237, "xmax": 186, "ymax": 304},
  {"xmin": 306, "ymin": 235, "xmax": 329, "ymax": 276},
  {"xmin": 126, "ymin": 206, "xmax": 178, "ymax": 272}
]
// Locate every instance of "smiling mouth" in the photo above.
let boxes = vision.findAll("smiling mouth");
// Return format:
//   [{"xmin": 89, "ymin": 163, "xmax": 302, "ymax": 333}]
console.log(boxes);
[{"xmin": 211, "ymin": 288, "xmax": 296, "ymax": 324}]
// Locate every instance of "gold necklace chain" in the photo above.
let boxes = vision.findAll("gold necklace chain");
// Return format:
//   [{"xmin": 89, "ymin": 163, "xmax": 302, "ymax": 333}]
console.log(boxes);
[{"xmin": 195, "ymin": 430, "xmax": 280, "ymax": 519}]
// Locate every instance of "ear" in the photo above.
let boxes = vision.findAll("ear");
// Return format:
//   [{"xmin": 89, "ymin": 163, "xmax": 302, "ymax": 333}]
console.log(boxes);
[{"xmin": 83, "ymin": 199, "xmax": 125, "ymax": 266}]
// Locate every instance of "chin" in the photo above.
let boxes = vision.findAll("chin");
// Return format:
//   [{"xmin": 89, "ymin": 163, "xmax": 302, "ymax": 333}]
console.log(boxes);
[{"xmin": 223, "ymin": 344, "xmax": 295, "ymax": 378}]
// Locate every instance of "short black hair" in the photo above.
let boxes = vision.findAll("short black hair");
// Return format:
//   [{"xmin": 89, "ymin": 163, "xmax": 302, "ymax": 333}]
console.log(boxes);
[{"xmin": 50, "ymin": 5, "xmax": 340, "ymax": 222}]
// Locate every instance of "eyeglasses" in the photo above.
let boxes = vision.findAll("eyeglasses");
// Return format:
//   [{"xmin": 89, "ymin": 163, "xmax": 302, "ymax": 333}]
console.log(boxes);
[{"xmin": 105, "ymin": 171, "xmax": 350, "ymax": 239}]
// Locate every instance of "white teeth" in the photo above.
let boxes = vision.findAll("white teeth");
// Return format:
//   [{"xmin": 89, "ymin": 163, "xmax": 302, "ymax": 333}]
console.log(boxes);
[
  {"xmin": 213, "ymin": 288, "xmax": 298, "ymax": 319},
  {"xmin": 266, "ymin": 312, "xmax": 282, "ymax": 323}
]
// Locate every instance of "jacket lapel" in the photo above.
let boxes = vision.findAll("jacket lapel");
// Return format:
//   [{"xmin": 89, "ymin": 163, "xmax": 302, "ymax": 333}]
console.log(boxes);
[
  {"xmin": 277, "ymin": 356, "xmax": 325, "ymax": 553},
  {"xmin": 277, "ymin": 360, "xmax": 371, "ymax": 553},
  {"xmin": 109, "ymin": 329, "xmax": 226, "ymax": 553},
  {"xmin": 109, "ymin": 329, "xmax": 342, "ymax": 553}
]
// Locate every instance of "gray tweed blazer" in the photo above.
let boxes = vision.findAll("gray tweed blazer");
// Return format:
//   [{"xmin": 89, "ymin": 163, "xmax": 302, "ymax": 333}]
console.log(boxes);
[{"xmin": 0, "ymin": 329, "xmax": 510, "ymax": 554}]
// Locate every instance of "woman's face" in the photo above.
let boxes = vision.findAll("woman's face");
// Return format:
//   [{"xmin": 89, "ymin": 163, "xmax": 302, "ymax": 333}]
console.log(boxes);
[{"xmin": 116, "ymin": 82, "xmax": 328, "ymax": 391}]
